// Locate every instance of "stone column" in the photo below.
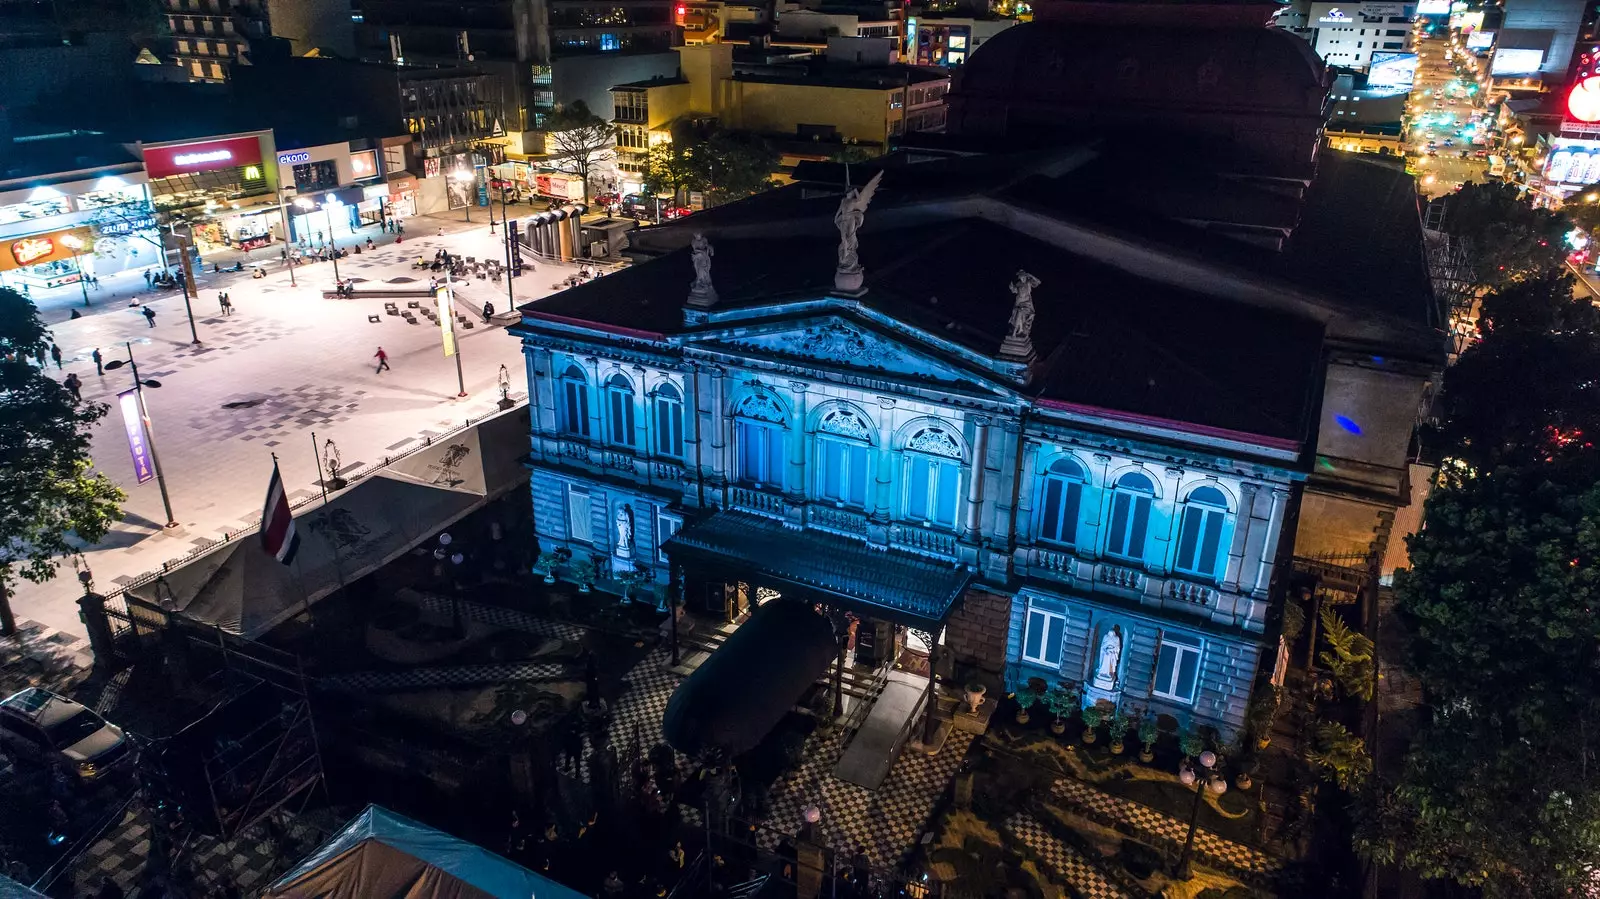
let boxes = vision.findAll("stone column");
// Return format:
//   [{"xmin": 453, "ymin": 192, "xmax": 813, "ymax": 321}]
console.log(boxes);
[
  {"xmin": 1253, "ymin": 487, "xmax": 1290, "ymax": 598},
  {"xmin": 1009, "ymin": 436, "xmax": 1042, "ymax": 549},
  {"xmin": 1083, "ymin": 452, "xmax": 1112, "ymax": 559},
  {"xmin": 871, "ymin": 398, "xmax": 896, "ymax": 524},
  {"xmin": 1152, "ymin": 466, "xmax": 1185, "ymax": 573},
  {"xmin": 1223, "ymin": 482, "xmax": 1259, "ymax": 593},
  {"xmin": 632, "ymin": 365, "xmax": 649, "ymax": 455},
  {"xmin": 787, "ymin": 381, "xmax": 809, "ymax": 501},
  {"xmin": 77, "ymin": 593, "xmax": 116, "ymax": 672},
  {"xmin": 963, "ymin": 416, "xmax": 991, "ymax": 541},
  {"xmin": 708, "ymin": 366, "xmax": 728, "ymax": 484},
  {"xmin": 584, "ymin": 356, "xmax": 605, "ymax": 444}
]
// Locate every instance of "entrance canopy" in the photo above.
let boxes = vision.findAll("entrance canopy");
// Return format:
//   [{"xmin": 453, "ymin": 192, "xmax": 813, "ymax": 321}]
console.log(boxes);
[
  {"xmin": 125, "ymin": 409, "xmax": 529, "ymax": 639},
  {"xmin": 665, "ymin": 511, "xmax": 974, "ymax": 630},
  {"xmin": 264, "ymin": 805, "xmax": 587, "ymax": 899},
  {"xmin": 663, "ymin": 599, "xmax": 837, "ymax": 757}
]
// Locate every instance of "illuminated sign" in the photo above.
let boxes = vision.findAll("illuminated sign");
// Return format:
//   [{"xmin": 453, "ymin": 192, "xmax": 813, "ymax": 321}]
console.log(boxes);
[
  {"xmin": 350, "ymin": 150, "xmax": 379, "ymax": 179},
  {"xmin": 1571, "ymin": 76, "xmax": 1600, "ymax": 122},
  {"xmin": 117, "ymin": 390, "xmax": 156, "ymax": 485},
  {"xmin": 0, "ymin": 226, "xmax": 95, "ymax": 272},
  {"xmin": 1417, "ymin": 0, "xmax": 1449, "ymax": 13},
  {"xmin": 1544, "ymin": 137, "xmax": 1600, "ymax": 186},
  {"xmin": 1467, "ymin": 29, "xmax": 1494, "ymax": 50},
  {"xmin": 278, "ymin": 151, "xmax": 311, "ymax": 164},
  {"xmin": 1492, "ymin": 47, "xmax": 1545, "ymax": 75},
  {"xmin": 1318, "ymin": 7, "xmax": 1351, "ymax": 22},
  {"xmin": 143, "ymin": 136, "xmax": 263, "ymax": 178},
  {"xmin": 1369, "ymin": 52, "xmax": 1419, "ymax": 90}
]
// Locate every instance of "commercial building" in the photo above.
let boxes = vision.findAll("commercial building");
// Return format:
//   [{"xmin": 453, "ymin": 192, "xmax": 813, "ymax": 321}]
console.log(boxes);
[
  {"xmin": 163, "ymin": 0, "xmax": 354, "ymax": 82},
  {"xmin": 1497, "ymin": 0, "xmax": 1586, "ymax": 79},
  {"xmin": 610, "ymin": 43, "xmax": 948, "ymax": 189},
  {"xmin": 904, "ymin": 16, "xmax": 1019, "ymax": 66},
  {"xmin": 138, "ymin": 130, "xmax": 284, "ymax": 257},
  {"xmin": 1305, "ymin": 1, "xmax": 1415, "ymax": 70},
  {"xmin": 516, "ymin": 2, "xmax": 1443, "ymax": 743}
]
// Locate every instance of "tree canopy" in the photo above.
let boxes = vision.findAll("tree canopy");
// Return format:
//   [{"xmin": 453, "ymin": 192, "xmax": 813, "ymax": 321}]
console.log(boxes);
[
  {"xmin": 641, "ymin": 127, "xmax": 778, "ymax": 207},
  {"xmin": 0, "ymin": 288, "xmax": 124, "ymax": 634},
  {"xmin": 1441, "ymin": 181, "xmax": 1571, "ymax": 290},
  {"xmin": 543, "ymin": 100, "xmax": 616, "ymax": 204},
  {"xmin": 1364, "ymin": 459, "xmax": 1600, "ymax": 897}
]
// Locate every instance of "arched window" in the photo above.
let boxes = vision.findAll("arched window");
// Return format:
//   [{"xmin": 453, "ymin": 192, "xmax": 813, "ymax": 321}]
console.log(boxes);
[
  {"xmin": 653, "ymin": 383, "xmax": 684, "ymax": 459},
  {"xmin": 816, "ymin": 408, "xmax": 872, "ymax": 507},
  {"xmin": 1104, "ymin": 471, "xmax": 1155, "ymax": 562},
  {"xmin": 604, "ymin": 373, "xmax": 635, "ymax": 447},
  {"xmin": 735, "ymin": 393, "xmax": 786, "ymax": 488},
  {"xmin": 1175, "ymin": 485, "xmax": 1230, "ymax": 580},
  {"xmin": 904, "ymin": 425, "xmax": 962, "ymax": 529},
  {"xmin": 1038, "ymin": 456, "xmax": 1086, "ymax": 546},
  {"xmin": 559, "ymin": 365, "xmax": 590, "ymax": 437}
]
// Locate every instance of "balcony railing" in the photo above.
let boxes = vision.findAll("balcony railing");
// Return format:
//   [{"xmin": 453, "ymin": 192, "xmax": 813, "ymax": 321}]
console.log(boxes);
[
  {"xmin": 557, "ymin": 438, "xmax": 590, "ymax": 462},
  {"xmin": 891, "ymin": 522, "xmax": 958, "ymax": 559},
  {"xmin": 730, "ymin": 486, "xmax": 785, "ymax": 520},
  {"xmin": 1167, "ymin": 579, "xmax": 1219, "ymax": 607},
  {"xmin": 809, "ymin": 505, "xmax": 869, "ymax": 539},
  {"xmin": 1032, "ymin": 547, "xmax": 1075, "ymax": 578},
  {"xmin": 1096, "ymin": 561, "xmax": 1144, "ymax": 592}
]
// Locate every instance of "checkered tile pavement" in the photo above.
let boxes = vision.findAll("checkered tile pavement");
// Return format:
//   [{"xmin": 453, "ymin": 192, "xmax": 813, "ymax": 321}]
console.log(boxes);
[
  {"xmin": 1050, "ymin": 778, "xmax": 1282, "ymax": 875},
  {"xmin": 1004, "ymin": 813, "xmax": 1128, "ymax": 899},
  {"xmin": 319, "ymin": 661, "xmax": 567, "ymax": 692},
  {"xmin": 414, "ymin": 593, "xmax": 588, "ymax": 643},
  {"xmin": 0, "ymin": 619, "xmax": 92, "ymax": 697},
  {"xmin": 68, "ymin": 800, "xmax": 325, "ymax": 897}
]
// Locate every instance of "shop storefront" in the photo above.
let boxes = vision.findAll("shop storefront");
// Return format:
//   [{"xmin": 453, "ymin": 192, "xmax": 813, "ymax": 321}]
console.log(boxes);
[
  {"xmin": 0, "ymin": 226, "xmax": 96, "ymax": 291},
  {"xmin": 386, "ymin": 174, "xmax": 418, "ymax": 220},
  {"xmin": 278, "ymin": 142, "xmax": 396, "ymax": 241},
  {"xmin": 0, "ymin": 168, "xmax": 165, "ymax": 294},
  {"xmin": 142, "ymin": 132, "xmax": 279, "ymax": 261},
  {"xmin": 287, "ymin": 186, "xmax": 366, "ymax": 246}
]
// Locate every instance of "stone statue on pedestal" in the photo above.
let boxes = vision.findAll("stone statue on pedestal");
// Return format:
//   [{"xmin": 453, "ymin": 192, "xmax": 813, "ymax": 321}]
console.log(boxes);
[
  {"xmin": 1092, "ymin": 625, "xmax": 1122, "ymax": 690},
  {"xmin": 614, "ymin": 504, "xmax": 634, "ymax": 559},
  {"xmin": 688, "ymin": 232, "xmax": 716, "ymax": 306},
  {"xmin": 832, "ymin": 171, "xmax": 882, "ymax": 294},
  {"xmin": 999, "ymin": 270, "xmax": 1040, "ymax": 361}
]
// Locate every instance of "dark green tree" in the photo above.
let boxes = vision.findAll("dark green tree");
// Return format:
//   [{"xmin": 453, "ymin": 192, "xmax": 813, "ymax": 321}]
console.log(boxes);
[
  {"xmin": 1431, "ymin": 270, "xmax": 1600, "ymax": 470},
  {"xmin": 1361, "ymin": 459, "xmax": 1600, "ymax": 897},
  {"xmin": 542, "ymin": 100, "xmax": 616, "ymax": 204},
  {"xmin": 641, "ymin": 141, "xmax": 698, "ymax": 202},
  {"xmin": 685, "ymin": 130, "xmax": 778, "ymax": 206},
  {"xmin": 1441, "ymin": 181, "xmax": 1571, "ymax": 290},
  {"xmin": 0, "ymin": 288, "xmax": 125, "ymax": 635}
]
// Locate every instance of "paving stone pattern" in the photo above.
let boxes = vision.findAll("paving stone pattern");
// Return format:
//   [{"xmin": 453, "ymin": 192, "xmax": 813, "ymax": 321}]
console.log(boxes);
[
  {"xmin": 1005, "ymin": 812, "xmax": 1129, "ymax": 899},
  {"xmin": 1050, "ymin": 778, "xmax": 1282, "ymax": 875},
  {"xmin": 319, "ymin": 661, "xmax": 567, "ymax": 692}
]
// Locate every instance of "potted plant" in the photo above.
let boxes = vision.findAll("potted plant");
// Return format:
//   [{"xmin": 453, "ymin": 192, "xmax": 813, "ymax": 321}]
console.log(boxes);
[
  {"xmin": 534, "ymin": 552, "xmax": 562, "ymax": 584},
  {"xmin": 1042, "ymin": 681, "xmax": 1080, "ymax": 735},
  {"xmin": 1137, "ymin": 717, "xmax": 1159, "ymax": 763},
  {"xmin": 1079, "ymin": 706, "xmax": 1105, "ymax": 744},
  {"xmin": 571, "ymin": 557, "xmax": 597, "ymax": 593},
  {"xmin": 616, "ymin": 564, "xmax": 654, "ymax": 603},
  {"xmin": 1235, "ymin": 757, "xmax": 1258, "ymax": 791},
  {"xmin": 1013, "ymin": 686, "xmax": 1041, "ymax": 725},
  {"xmin": 1107, "ymin": 711, "xmax": 1132, "ymax": 755}
]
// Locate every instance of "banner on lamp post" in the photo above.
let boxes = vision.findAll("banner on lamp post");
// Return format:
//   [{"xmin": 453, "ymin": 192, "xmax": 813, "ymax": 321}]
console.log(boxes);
[
  {"xmin": 436, "ymin": 286, "xmax": 457, "ymax": 357},
  {"xmin": 117, "ymin": 389, "xmax": 155, "ymax": 484}
]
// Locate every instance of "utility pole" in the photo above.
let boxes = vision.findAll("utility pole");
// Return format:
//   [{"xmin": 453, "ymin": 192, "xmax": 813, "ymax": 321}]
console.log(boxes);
[
  {"xmin": 442, "ymin": 268, "xmax": 467, "ymax": 397},
  {"xmin": 173, "ymin": 226, "xmax": 201, "ymax": 344}
]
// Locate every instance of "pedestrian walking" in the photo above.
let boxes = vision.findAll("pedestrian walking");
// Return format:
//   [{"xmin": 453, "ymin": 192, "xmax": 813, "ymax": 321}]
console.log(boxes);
[
  {"xmin": 373, "ymin": 346, "xmax": 390, "ymax": 373},
  {"xmin": 481, "ymin": 300, "xmax": 494, "ymax": 323},
  {"xmin": 63, "ymin": 373, "xmax": 82, "ymax": 402},
  {"xmin": 396, "ymin": 221, "xmax": 405, "ymax": 235},
  {"xmin": 49, "ymin": 343, "xmax": 62, "ymax": 369},
  {"xmin": 143, "ymin": 269, "xmax": 152, "ymax": 288},
  {"xmin": 220, "ymin": 292, "xmax": 233, "ymax": 316},
  {"xmin": 92, "ymin": 348, "xmax": 103, "ymax": 375},
  {"xmin": 142, "ymin": 306, "xmax": 156, "ymax": 328}
]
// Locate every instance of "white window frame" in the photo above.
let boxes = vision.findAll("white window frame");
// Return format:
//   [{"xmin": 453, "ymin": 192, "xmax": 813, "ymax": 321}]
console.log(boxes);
[
  {"xmin": 604, "ymin": 374, "xmax": 635, "ymax": 448},
  {"xmin": 1021, "ymin": 601, "xmax": 1066, "ymax": 667},
  {"xmin": 559, "ymin": 366, "xmax": 590, "ymax": 437},
  {"xmin": 1151, "ymin": 634, "xmax": 1204, "ymax": 704},
  {"xmin": 1174, "ymin": 487, "xmax": 1231, "ymax": 581},
  {"xmin": 652, "ymin": 385, "xmax": 684, "ymax": 459},
  {"xmin": 657, "ymin": 512, "xmax": 681, "ymax": 562},
  {"xmin": 566, "ymin": 484, "xmax": 594, "ymax": 544},
  {"xmin": 817, "ymin": 435, "xmax": 871, "ymax": 508}
]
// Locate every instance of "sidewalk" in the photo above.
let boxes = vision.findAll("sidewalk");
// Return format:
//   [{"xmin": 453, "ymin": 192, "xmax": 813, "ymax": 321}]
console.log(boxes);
[{"xmin": 14, "ymin": 217, "xmax": 594, "ymax": 642}]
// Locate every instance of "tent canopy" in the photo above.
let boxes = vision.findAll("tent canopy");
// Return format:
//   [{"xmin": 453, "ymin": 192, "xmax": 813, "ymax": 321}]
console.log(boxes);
[
  {"xmin": 264, "ymin": 805, "xmax": 588, "ymax": 899},
  {"xmin": 663, "ymin": 599, "xmax": 837, "ymax": 757},
  {"xmin": 125, "ymin": 409, "xmax": 529, "ymax": 640}
]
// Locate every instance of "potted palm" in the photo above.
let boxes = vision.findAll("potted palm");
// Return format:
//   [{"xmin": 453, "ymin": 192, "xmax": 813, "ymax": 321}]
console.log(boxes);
[
  {"xmin": 534, "ymin": 552, "xmax": 562, "ymax": 584},
  {"xmin": 1107, "ymin": 711, "xmax": 1132, "ymax": 755},
  {"xmin": 571, "ymin": 556, "xmax": 597, "ymax": 593},
  {"xmin": 1042, "ymin": 682, "xmax": 1080, "ymax": 736},
  {"xmin": 1013, "ymin": 686, "xmax": 1041, "ymax": 725},
  {"xmin": 1137, "ymin": 717, "xmax": 1159, "ymax": 763},
  {"xmin": 1079, "ymin": 706, "xmax": 1105, "ymax": 745}
]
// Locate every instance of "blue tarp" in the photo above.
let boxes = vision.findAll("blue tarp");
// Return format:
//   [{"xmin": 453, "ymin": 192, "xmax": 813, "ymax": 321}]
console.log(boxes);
[{"xmin": 264, "ymin": 806, "xmax": 589, "ymax": 899}]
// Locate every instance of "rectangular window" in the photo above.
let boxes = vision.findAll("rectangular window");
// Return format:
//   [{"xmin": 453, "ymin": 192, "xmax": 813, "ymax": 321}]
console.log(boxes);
[
  {"xmin": 736, "ymin": 421, "xmax": 784, "ymax": 487},
  {"xmin": 1175, "ymin": 505, "xmax": 1227, "ymax": 579},
  {"xmin": 1039, "ymin": 478, "xmax": 1082, "ymax": 545},
  {"xmin": 1021, "ymin": 605, "xmax": 1065, "ymax": 667},
  {"xmin": 561, "ymin": 379, "xmax": 590, "ymax": 436},
  {"xmin": 566, "ymin": 485, "xmax": 594, "ymax": 543},
  {"xmin": 821, "ymin": 440, "xmax": 870, "ymax": 506},
  {"xmin": 607, "ymin": 388, "xmax": 634, "ymax": 446},
  {"xmin": 1152, "ymin": 634, "xmax": 1203, "ymax": 703},
  {"xmin": 657, "ymin": 513, "xmax": 681, "ymax": 562},
  {"xmin": 907, "ymin": 456, "xmax": 961, "ymax": 527},
  {"xmin": 1105, "ymin": 492, "xmax": 1150, "ymax": 561},
  {"xmin": 655, "ymin": 397, "xmax": 683, "ymax": 458}
]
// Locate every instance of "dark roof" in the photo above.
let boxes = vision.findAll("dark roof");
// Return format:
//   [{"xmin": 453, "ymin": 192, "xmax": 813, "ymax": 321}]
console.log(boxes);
[
  {"xmin": 0, "ymin": 132, "xmax": 141, "ymax": 182},
  {"xmin": 614, "ymin": 75, "xmax": 689, "ymax": 89},
  {"xmin": 732, "ymin": 64, "xmax": 949, "ymax": 90},
  {"xmin": 665, "ymin": 511, "xmax": 974, "ymax": 626}
]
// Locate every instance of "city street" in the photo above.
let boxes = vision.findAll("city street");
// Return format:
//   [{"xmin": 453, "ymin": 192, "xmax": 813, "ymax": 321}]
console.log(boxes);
[
  {"xmin": 14, "ymin": 216, "xmax": 594, "ymax": 640},
  {"xmin": 1406, "ymin": 26, "xmax": 1492, "ymax": 197}
]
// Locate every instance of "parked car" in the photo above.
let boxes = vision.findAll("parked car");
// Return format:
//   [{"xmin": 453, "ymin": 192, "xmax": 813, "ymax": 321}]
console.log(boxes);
[
  {"xmin": 661, "ymin": 205, "xmax": 693, "ymax": 221},
  {"xmin": 0, "ymin": 688, "xmax": 134, "ymax": 781}
]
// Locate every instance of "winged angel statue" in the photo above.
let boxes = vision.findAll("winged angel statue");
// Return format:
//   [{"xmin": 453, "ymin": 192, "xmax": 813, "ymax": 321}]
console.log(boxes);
[{"xmin": 833, "ymin": 171, "xmax": 883, "ymax": 277}]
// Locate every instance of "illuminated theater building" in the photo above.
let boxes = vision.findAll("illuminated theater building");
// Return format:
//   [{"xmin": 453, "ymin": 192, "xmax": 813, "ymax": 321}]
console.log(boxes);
[{"xmin": 509, "ymin": 0, "xmax": 1445, "ymax": 742}]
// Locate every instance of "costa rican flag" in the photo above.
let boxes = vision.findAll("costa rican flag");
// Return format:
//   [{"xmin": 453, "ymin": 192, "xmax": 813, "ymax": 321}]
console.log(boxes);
[{"xmin": 260, "ymin": 460, "xmax": 300, "ymax": 564}]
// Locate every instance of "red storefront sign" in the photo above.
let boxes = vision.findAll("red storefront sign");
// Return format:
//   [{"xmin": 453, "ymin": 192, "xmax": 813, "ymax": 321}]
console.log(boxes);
[
  {"xmin": 0, "ymin": 227, "xmax": 95, "ymax": 273},
  {"xmin": 143, "ymin": 136, "xmax": 264, "ymax": 179}
]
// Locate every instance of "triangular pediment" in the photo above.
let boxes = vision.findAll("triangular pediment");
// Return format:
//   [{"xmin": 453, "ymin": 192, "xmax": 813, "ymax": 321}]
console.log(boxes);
[{"xmin": 686, "ymin": 315, "xmax": 1011, "ymax": 395}]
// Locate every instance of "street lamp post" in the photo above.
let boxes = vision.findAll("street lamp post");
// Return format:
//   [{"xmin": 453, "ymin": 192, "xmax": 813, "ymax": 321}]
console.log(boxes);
[
  {"xmin": 294, "ymin": 196, "xmax": 342, "ymax": 282},
  {"xmin": 500, "ymin": 187, "xmax": 517, "ymax": 313},
  {"xmin": 277, "ymin": 185, "xmax": 297, "ymax": 288},
  {"xmin": 104, "ymin": 343, "xmax": 178, "ymax": 529},
  {"xmin": 442, "ymin": 267, "xmax": 468, "ymax": 398},
  {"xmin": 167, "ymin": 222, "xmax": 202, "ymax": 345},
  {"xmin": 1173, "ymin": 750, "xmax": 1227, "ymax": 880}
]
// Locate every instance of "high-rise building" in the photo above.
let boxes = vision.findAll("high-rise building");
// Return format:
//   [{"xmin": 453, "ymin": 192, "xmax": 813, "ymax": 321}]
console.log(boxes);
[
  {"xmin": 163, "ymin": 0, "xmax": 355, "ymax": 82},
  {"xmin": 1499, "ymin": 0, "xmax": 1586, "ymax": 79}
]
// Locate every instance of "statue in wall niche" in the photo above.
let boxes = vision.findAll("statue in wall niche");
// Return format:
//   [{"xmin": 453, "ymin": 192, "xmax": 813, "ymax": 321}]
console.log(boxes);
[
  {"xmin": 688, "ymin": 232, "xmax": 715, "ymax": 302},
  {"xmin": 1093, "ymin": 624, "xmax": 1122, "ymax": 691},
  {"xmin": 615, "ymin": 504, "xmax": 634, "ymax": 559},
  {"xmin": 1007, "ymin": 270, "xmax": 1040, "ymax": 342}
]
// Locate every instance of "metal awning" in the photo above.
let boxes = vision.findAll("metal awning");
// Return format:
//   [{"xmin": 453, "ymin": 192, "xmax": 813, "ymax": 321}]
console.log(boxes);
[{"xmin": 664, "ymin": 511, "xmax": 973, "ymax": 630}]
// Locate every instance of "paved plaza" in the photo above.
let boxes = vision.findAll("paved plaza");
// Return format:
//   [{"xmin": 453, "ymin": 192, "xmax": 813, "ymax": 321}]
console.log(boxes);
[{"xmin": 14, "ymin": 215, "xmax": 593, "ymax": 640}]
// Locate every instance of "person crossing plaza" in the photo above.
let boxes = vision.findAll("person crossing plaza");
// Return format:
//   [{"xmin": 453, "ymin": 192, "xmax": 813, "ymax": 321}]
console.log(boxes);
[{"xmin": 373, "ymin": 346, "xmax": 390, "ymax": 373}]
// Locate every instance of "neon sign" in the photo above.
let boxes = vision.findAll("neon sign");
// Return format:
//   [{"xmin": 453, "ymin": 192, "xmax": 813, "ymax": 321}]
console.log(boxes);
[
  {"xmin": 278, "ymin": 152, "xmax": 311, "ymax": 164},
  {"xmin": 173, "ymin": 150, "xmax": 232, "ymax": 166},
  {"xmin": 1318, "ymin": 8, "xmax": 1351, "ymax": 22},
  {"xmin": 1570, "ymin": 76, "xmax": 1600, "ymax": 123}
]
